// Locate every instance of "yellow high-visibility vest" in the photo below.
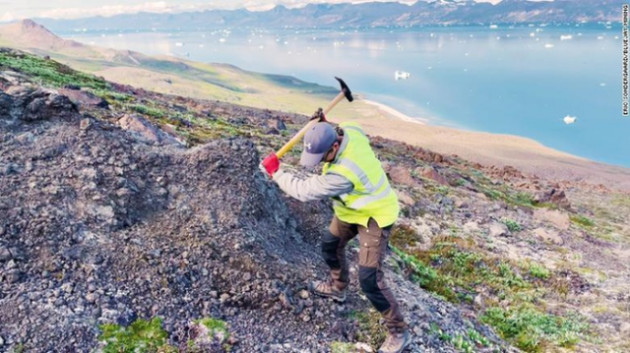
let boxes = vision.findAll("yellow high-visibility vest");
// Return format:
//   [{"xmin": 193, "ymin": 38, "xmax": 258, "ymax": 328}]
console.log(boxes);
[{"xmin": 322, "ymin": 122, "xmax": 399, "ymax": 227}]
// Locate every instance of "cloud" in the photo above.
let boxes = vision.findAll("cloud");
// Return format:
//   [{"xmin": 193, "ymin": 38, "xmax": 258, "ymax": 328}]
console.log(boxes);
[{"xmin": 563, "ymin": 115, "xmax": 577, "ymax": 125}]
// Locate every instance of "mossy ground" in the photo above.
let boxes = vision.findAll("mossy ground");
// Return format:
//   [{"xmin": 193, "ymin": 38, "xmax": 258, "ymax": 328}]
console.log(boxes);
[
  {"xmin": 99, "ymin": 317, "xmax": 176, "ymax": 353},
  {"xmin": 391, "ymin": 229, "xmax": 590, "ymax": 352}
]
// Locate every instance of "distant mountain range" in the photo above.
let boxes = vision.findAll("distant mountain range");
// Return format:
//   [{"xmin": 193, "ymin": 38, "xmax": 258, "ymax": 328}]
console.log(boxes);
[{"xmin": 35, "ymin": 0, "xmax": 624, "ymax": 32}]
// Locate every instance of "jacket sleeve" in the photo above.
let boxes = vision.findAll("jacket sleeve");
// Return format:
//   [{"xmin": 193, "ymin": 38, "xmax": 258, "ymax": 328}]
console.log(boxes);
[{"xmin": 272, "ymin": 169, "xmax": 354, "ymax": 202}]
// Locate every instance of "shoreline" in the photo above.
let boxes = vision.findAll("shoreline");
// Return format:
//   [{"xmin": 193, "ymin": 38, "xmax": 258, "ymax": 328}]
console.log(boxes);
[{"xmin": 360, "ymin": 98, "xmax": 429, "ymax": 125}]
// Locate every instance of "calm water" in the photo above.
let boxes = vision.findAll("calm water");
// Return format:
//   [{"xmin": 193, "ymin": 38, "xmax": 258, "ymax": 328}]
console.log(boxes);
[{"xmin": 64, "ymin": 26, "xmax": 628, "ymax": 167}]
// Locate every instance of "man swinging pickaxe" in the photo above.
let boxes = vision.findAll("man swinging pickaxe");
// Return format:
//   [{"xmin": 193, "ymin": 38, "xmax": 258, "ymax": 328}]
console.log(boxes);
[{"xmin": 260, "ymin": 77, "xmax": 411, "ymax": 353}]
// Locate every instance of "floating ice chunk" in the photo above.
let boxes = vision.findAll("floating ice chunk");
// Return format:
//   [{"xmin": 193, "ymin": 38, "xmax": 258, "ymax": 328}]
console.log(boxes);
[
  {"xmin": 560, "ymin": 35, "xmax": 572, "ymax": 40},
  {"xmin": 175, "ymin": 42, "xmax": 184, "ymax": 47},
  {"xmin": 563, "ymin": 115, "xmax": 577, "ymax": 124},
  {"xmin": 394, "ymin": 71, "xmax": 411, "ymax": 80},
  {"xmin": 544, "ymin": 43, "xmax": 554, "ymax": 48},
  {"xmin": 219, "ymin": 38, "xmax": 226, "ymax": 43},
  {"xmin": 490, "ymin": 24, "xmax": 498, "ymax": 29}
]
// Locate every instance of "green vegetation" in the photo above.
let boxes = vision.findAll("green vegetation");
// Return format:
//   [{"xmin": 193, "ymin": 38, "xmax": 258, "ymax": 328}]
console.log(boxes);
[
  {"xmin": 89, "ymin": 88, "xmax": 132, "ymax": 103},
  {"xmin": 429, "ymin": 323, "xmax": 491, "ymax": 353},
  {"xmin": 330, "ymin": 341, "xmax": 355, "ymax": 353},
  {"xmin": 391, "ymin": 228, "xmax": 588, "ymax": 352},
  {"xmin": 466, "ymin": 169, "xmax": 537, "ymax": 208},
  {"xmin": 185, "ymin": 318, "xmax": 231, "ymax": 352},
  {"xmin": 570, "ymin": 215, "xmax": 595, "ymax": 227},
  {"xmin": 99, "ymin": 317, "xmax": 176, "ymax": 353},
  {"xmin": 0, "ymin": 50, "xmax": 109, "ymax": 90},
  {"xmin": 527, "ymin": 263, "xmax": 551, "ymax": 280},
  {"xmin": 351, "ymin": 310, "xmax": 387, "ymax": 349},
  {"xmin": 391, "ymin": 234, "xmax": 529, "ymax": 303},
  {"xmin": 13, "ymin": 343, "xmax": 25, "ymax": 353},
  {"xmin": 481, "ymin": 306, "xmax": 588, "ymax": 352},
  {"xmin": 391, "ymin": 245, "xmax": 453, "ymax": 301},
  {"xmin": 128, "ymin": 104, "xmax": 167, "ymax": 118},
  {"xmin": 502, "ymin": 218, "xmax": 522, "ymax": 232},
  {"xmin": 453, "ymin": 178, "xmax": 467, "ymax": 187},
  {"xmin": 436, "ymin": 185, "xmax": 450, "ymax": 196},
  {"xmin": 195, "ymin": 317, "xmax": 230, "ymax": 342},
  {"xmin": 0, "ymin": 50, "xmax": 267, "ymax": 146},
  {"xmin": 514, "ymin": 192, "xmax": 536, "ymax": 207}
]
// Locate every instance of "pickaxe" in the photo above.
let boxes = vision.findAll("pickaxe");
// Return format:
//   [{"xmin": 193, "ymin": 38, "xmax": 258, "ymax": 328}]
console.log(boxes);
[{"xmin": 275, "ymin": 77, "xmax": 353, "ymax": 160}]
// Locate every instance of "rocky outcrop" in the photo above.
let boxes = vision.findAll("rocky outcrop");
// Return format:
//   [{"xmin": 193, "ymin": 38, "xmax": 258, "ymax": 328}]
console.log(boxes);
[
  {"xmin": 117, "ymin": 113, "xmax": 183, "ymax": 146},
  {"xmin": 533, "ymin": 186, "xmax": 572, "ymax": 210},
  {"xmin": 0, "ymin": 86, "xmax": 78, "ymax": 122},
  {"xmin": 59, "ymin": 87, "xmax": 108, "ymax": 109}
]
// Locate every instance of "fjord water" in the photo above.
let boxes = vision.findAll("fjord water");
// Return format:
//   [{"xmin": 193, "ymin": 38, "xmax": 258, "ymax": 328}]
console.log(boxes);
[{"xmin": 67, "ymin": 26, "xmax": 627, "ymax": 167}]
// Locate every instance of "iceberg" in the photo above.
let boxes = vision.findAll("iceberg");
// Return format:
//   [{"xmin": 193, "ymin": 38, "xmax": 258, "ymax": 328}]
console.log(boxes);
[
  {"xmin": 563, "ymin": 115, "xmax": 577, "ymax": 124},
  {"xmin": 394, "ymin": 70, "xmax": 411, "ymax": 80}
]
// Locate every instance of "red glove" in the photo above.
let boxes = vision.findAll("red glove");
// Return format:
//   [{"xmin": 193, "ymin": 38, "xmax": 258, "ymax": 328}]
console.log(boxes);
[
  {"xmin": 261, "ymin": 152, "xmax": 279, "ymax": 177},
  {"xmin": 310, "ymin": 108, "xmax": 327, "ymax": 122}
]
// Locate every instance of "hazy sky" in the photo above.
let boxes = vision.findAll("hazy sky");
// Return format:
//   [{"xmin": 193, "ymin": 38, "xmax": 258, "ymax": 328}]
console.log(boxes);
[{"xmin": 0, "ymin": 0, "xmax": 505, "ymax": 21}]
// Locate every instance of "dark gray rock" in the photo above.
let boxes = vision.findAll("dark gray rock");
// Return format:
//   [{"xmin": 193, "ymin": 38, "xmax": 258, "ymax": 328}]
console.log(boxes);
[
  {"xmin": 0, "ymin": 246, "xmax": 11, "ymax": 262},
  {"xmin": 0, "ymin": 92, "xmax": 13, "ymax": 117}
]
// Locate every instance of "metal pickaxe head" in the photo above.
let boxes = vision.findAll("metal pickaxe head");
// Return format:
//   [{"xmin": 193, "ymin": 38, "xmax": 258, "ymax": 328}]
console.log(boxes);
[{"xmin": 335, "ymin": 76, "xmax": 353, "ymax": 102}]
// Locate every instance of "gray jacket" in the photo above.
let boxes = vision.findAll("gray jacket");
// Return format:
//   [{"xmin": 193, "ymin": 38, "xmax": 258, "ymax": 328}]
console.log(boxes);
[{"xmin": 272, "ymin": 170, "xmax": 353, "ymax": 202}]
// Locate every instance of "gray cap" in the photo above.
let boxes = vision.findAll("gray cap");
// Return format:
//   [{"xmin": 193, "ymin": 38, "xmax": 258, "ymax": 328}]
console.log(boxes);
[{"xmin": 300, "ymin": 122, "xmax": 337, "ymax": 167}]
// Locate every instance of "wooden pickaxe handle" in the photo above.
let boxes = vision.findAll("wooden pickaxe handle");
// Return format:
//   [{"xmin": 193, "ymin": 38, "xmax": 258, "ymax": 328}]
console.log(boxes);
[{"xmin": 275, "ymin": 89, "xmax": 348, "ymax": 159}]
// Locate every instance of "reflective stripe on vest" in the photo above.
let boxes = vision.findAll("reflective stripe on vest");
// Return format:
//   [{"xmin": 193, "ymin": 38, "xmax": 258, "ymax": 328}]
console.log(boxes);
[{"xmin": 322, "ymin": 122, "xmax": 399, "ymax": 227}]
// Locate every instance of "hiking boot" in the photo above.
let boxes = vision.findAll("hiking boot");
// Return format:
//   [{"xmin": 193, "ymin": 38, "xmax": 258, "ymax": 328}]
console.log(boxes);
[
  {"xmin": 378, "ymin": 329, "xmax": 411, "ymax": 353},
  {"xmin": 309, "ymin": 279, "xmax": 346, "ymax": 302}
]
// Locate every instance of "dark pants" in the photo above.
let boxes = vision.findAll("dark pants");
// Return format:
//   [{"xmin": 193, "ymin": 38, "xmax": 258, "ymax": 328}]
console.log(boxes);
[{"xmin": 322, "ymin": 216, "xmax": 406, "ymax": 331}]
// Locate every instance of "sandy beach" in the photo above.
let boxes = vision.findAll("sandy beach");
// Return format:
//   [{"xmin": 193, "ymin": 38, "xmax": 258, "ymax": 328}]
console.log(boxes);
[{"xmin": 361, "ymin": 98, "xmax": 429, "ymax": 125}]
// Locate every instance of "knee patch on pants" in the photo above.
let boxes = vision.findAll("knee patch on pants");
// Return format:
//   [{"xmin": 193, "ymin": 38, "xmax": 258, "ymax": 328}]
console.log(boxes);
[
  {"xmin": 321, "ymin": 232, "xmax": 341, "ymax": 269},
  {"xmin": 359, "ymin": 266, "xmax": 391, "ymax": 312}
]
